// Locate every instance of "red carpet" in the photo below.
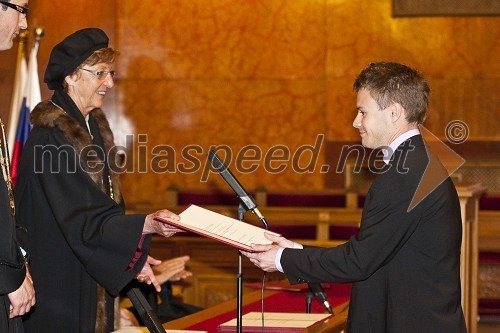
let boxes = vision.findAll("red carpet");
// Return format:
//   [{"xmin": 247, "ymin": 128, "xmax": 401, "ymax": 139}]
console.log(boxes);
[{"xmin": 186, "ymin": 283, "xmax": 351, "ymax": 333}]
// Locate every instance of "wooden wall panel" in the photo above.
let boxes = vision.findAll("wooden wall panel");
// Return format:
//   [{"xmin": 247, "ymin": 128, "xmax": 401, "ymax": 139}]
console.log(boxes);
[
  {"xmin": 115, "ymin": 0, "xmax": 499, "ymax": 204},
  {"xmin": 0, "ymin": 0, "xmax": 498, "ymax": 205},
  {"xmin": 324, "ymin": 0, "xmax": 500, "ymax": 142}
]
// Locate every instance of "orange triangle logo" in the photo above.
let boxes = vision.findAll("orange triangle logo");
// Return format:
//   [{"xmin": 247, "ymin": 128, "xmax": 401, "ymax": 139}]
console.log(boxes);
[{"xmin": 408, "ymin": 126, "xmax": 465, "ymax": 211}]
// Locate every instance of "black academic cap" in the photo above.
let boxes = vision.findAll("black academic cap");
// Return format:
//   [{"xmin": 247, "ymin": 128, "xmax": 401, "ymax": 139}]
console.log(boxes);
[{"xmin": 44, "ymin": 28, "xmax": 109, "ymax": 90}]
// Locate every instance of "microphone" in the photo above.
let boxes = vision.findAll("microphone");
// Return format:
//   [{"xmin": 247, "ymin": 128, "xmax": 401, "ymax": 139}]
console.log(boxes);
[
  {"xmin": 308, "ymin": 283, "xmax": 333, "ymax": 314},
  {"xmin": 207, "ymin": 149, "xmax": 266, "ymax": 226}
]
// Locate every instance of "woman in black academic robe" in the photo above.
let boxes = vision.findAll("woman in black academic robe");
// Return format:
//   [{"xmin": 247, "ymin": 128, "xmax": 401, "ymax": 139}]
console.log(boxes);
[{"xmin": 14, "ymin": 28, "xmax": 180, "ymax": 333}]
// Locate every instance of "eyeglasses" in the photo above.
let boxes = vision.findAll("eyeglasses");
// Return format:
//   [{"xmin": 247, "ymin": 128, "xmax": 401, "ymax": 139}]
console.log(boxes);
[
  {"xmin": 80, "ymin": 68, "xmax": 116, "ymax": 80},
  {"xmin": 0, "ymin": 1, "xmax": 29, "ymax": 16}
]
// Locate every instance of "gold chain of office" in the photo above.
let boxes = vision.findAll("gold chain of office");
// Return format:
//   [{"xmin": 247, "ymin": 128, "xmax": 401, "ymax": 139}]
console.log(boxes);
[{"xmin": 0, "ymin": 118, "xmax": 16, "ymax": 216}]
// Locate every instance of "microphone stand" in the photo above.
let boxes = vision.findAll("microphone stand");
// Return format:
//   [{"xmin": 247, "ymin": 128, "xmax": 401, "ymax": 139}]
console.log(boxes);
[
  {"xmin": 236, "ymin": 204, "xmax": 246, "ymax": 333},
  {"xmin": 306, "ymin": 292, "xmax": 313, "ymax": 313},
  {"xmin": 207, "ymin": 149, "xmax": 268, "ymax": 333}
]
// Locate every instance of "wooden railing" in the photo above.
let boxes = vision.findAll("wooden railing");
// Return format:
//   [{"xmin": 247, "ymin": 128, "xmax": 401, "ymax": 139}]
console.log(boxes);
[{"xmin": 128, "ymin": 187, "xmax": 499, "ymax": 245}]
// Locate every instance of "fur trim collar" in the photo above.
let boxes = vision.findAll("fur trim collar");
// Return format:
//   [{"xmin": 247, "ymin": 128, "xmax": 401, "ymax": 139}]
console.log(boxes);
[{"xmin": 30, "ymin": 100, "xmax": 122, "ymax": 204}]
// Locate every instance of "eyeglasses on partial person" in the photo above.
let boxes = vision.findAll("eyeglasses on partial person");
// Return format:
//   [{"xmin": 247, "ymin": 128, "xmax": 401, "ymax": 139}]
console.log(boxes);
[
  {"xmin": 0, "ymin": 1, "xmax": 29, "ymax": 15},
  {"xmin": 80, "ymin": 68, "xmax": 116, "ymax": 80}
]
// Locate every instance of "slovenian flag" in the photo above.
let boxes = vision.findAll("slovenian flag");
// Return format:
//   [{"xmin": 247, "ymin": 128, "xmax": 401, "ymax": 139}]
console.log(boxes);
[
  {"xmin": 7, "ymin": 37, "xmax": 27, "ymax": 157},
  {"xmin": 10, "ymin": 40, "xmax": 41, "ymax": 185}
]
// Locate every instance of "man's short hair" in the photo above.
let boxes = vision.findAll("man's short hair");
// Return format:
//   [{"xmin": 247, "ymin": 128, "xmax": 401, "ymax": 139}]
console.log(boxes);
[{"xmin": 353, "ymin": 62, "xmax": 430, "ymax": 124}]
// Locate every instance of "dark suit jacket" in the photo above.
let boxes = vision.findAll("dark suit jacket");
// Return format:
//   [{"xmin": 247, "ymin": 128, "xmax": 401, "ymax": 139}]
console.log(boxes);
[
  {"xmin": 0, "ymin": 177, "xmax": 25, "ymax": 333},
  {"xmin": 281, "ymin": 135, "xmax": 467, "ymax": 333}
]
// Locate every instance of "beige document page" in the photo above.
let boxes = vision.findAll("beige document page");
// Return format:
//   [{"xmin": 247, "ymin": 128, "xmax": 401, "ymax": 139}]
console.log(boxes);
[{"xmin": 155, "ymin": 204, "xmax": 279, "ymax": 252}]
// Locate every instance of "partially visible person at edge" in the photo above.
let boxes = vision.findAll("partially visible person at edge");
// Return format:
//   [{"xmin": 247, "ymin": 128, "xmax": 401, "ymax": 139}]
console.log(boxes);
[
  {"xmin": 0, "ymin": 1, "xmax": 36, "ymax": 332},
  {"xmin": 243, "ymin": 62, "xmax": 467, "ymax": 333},
  {"xmin": 14, "ymin": 28, "xmax": 182, "ymax": 332}
]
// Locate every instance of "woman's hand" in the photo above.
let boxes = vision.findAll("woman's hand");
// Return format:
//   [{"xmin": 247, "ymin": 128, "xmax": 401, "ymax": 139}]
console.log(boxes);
[
  {"xmin": 143, "ymin": 209, "xmax": 182, "ymax": 237},
  {"xmin": 135, "ymin": 256, "xmax": 162, "ymax": 292}
]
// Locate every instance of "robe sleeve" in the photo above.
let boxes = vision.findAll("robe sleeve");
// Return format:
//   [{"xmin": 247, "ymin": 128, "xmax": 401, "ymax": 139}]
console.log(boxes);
[
  {"xmin": 127, "ymin": 235, "xmax": 146, "ymax": 270},
  {"xmin": 30, "ymin": 130, "xmax": 149, "ymax": 294}
]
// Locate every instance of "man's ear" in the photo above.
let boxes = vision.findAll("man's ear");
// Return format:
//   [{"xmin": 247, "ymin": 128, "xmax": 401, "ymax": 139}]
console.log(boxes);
[{"xmin": 391, "ymin": 103, "xmax": 404, "ymax": 123}]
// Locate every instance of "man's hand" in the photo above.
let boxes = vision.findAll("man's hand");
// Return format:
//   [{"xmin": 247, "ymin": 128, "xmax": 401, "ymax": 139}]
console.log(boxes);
[
  {"xmin": 152, "ymin": 255, "xmax": 192, "ymax": 285},
  {"xmin": 262, "ymin": 232, "xmax": 295, "ymax": 249},
  {"xmin": 143, "ymin": 209, "xmax": 182, "ymax": 237},
  {"xmin": 241, "ymin": 245, "xmax": 280, "ymax": 272},
  {"xmin": 8, "ymin": 267, "xmax": 36, "ymax": 318},
  {"xmin": 241, "ymin": 232, "xmax": 295, "ymax": 272},
  {"xmin": 136, "ymin": 256, "xmax": 162, "ymax": 292}
]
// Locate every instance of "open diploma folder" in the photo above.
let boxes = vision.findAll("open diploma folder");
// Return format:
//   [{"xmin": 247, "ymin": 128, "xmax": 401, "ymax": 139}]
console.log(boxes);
[{"xmin": 154, "ymin": 204, "xmax": 280, "ymax": 252}]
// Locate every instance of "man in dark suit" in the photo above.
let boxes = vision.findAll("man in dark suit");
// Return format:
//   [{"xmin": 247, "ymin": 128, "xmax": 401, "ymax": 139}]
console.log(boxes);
[
  {"xmin": 243, "ymin": 62, "xmax": 467, "ymax": 332},
  {"xmin": 0, "ymin": 1, "xmax": 36, "ymax": 332}
]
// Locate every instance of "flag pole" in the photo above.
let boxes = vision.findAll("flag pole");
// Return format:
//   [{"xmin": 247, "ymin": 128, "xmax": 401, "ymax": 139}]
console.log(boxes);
[
  {"xmin": 10, "ymin": 27, "xmax": 43, "ymax": 185},
  {"xmin": 6, "ymin": 30, "xmax": 28, "ymax": 156},
  {"xmin": 34, "ymin": 26, "xmax": 44, "ymax": 48}
]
